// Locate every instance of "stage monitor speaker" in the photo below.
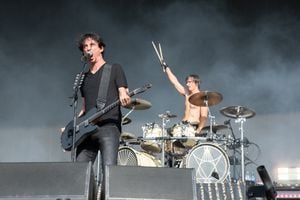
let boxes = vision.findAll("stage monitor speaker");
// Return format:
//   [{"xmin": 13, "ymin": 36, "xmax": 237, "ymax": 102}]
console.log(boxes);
[
  {"xmin": 0, "ymin": 162, "xmax": 95, "ymax": 200},
  {"xmin": 105, "ymin": 165, "xmax": 197, "ymax": 200}
]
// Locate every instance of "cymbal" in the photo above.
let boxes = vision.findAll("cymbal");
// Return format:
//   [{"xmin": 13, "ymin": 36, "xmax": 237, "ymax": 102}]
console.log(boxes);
[
  {"xmin": 189, "ymin": 91, "xmax": 223, "ymax": 107},
  {"xmin": 201, "ymin": 124, "xmax": 228, "ymax": 133},
  {"xmin": 158, "ymin": 111, "xmax": 177, "ymax": 119},
  {"xmin": 220, "ymin": 105, "xmax": 256, "ymax": 119},
  {"xmin": 120, "ymin": 132, "xmax": 137, "ymax": 140},
  {"xmin": 121, "ymin": 117, "xmax": 131, "ymax": 125},
  {"xmin": 123, "ymin": 98, "xmax": 152, "ymax": 110}
]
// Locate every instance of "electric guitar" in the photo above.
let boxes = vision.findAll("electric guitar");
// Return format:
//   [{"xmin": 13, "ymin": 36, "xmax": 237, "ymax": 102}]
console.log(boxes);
[{"xmin": 61, "ymin": 84, "xmax": 152, "ymax": 151}]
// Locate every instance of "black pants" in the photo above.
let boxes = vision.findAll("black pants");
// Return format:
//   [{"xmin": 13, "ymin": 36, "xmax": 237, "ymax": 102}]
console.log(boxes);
[{"xmin": 76, "ymin": 124, "xmax": 120, "ymax": 200}]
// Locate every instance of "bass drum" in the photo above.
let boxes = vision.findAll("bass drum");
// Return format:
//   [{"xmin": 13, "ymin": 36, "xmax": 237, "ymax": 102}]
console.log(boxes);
[
  {"xmin": 117, "ymin": 147, "xmax": 161, "ymax": 167},
  {"xmin": 181, "ymin": 143, "xmax": 230, "ymax": 183}
]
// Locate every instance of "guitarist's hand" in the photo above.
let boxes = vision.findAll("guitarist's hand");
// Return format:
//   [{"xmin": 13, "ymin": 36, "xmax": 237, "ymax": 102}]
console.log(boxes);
[{"xmin": 118, "ymin": 87, "xmax": 131, "ymax": 106}]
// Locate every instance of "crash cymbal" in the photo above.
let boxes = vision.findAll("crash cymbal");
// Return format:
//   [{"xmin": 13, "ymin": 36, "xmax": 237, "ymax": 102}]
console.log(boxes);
[
  {"xmin": 121, "ymin": 117, "xmax": 132, "ymax": 125},
  {"xmin": 220, "ymin": 105, "xmax": 256, "ymax": 119},
  {"xmin": 120, "ymin": 132, "xmax": 137, "ymax": 140},
  {"xmin": 123, "ymin": 98, "xmax": 152, "ymax": 110},
  {"xmin": 201, "ymin": 124, "xmax": 228, "ymax": 133},
  {"xmin": 189, "ymin": 91, "xmax": 223, "ymax": 107},
  {"xmin": 158, "ymin": 111, "xmax": 177, "ymax": 119}
]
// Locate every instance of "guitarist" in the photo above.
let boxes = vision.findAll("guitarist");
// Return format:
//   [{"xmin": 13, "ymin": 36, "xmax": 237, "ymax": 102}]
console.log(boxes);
[{"xmin": 76, "ymin": 32, "xmax": 131, "ymax": 199}]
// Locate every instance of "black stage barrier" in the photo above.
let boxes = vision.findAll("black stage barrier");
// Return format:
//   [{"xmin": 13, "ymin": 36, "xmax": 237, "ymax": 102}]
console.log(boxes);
[
  {"xmin": 105, "ymin": 165, "xmax": 197, "ymax": 200},
  {"xmin": 197, "ymin": 182, "xmax": 246, "ymax": 200},
  {"xmin": 0, "ymin": 162, "xmax": 95, "ymax": 200}
]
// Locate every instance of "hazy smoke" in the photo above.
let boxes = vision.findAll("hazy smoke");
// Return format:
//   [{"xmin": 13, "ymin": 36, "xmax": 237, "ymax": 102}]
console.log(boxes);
[{"xmin": 0, "ymin": 0, "xmax": 299, "ymax": 178}]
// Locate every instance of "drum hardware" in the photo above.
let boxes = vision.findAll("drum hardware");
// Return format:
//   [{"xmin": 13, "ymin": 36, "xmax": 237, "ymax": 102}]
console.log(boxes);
[
  {"xmin": 141, "ymin": 123, "xmax": 163, "ymax": 153},
  {"xmin": 122, "ymin": 98, "xmax": 152, "ymax": 127},
  {"xmin": 157, "ymin": 111, "xmax": 176, "ymax": 167},
  {"xmin": 158, "ymin": 111, "xmax": 177, "ymax": 119},
  {"xmin": 201, "ymin": 124, "xmax": 228, "ymax": 133},
  {"xmin": 228, "ymin": 155, "xmax": 241, "ymax": 165},
  {"xmin": 123, "ymin": 98, "xmax": 152, "ymax": 110},
  {"xmin": 171, "ymin": 122, "xmax": 197, "ymax": 148},
  {"xmin": 120, "ymin": 132, "xmax": 137, "ymax": 140},
  {"xmin": 220, "ymin": 105, "xmax": 256, "ymax": 183},
  {"xmin": 119, "ymin": 132, "xmax": 140, "ymax": 147},
  {"xmin": 188, "ymin": 91, "xmax": 223, "ymax": 107},
  {"xmin": 220, "ymin": 105, "xmax": 256, "ymax": 119},
  {"xmin": 121, "ymin": 117, "xmax": 131, "ymax": 125},
  {"xmin": 188, "ymin": 91, "xmax": 223, "ymax": 143}
]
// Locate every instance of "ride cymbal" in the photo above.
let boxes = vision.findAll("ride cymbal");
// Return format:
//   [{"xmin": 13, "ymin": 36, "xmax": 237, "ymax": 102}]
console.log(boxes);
[
  {"xmin": 189, "ymin": 91, "xmax": 223, "ymax": 107},
  {"xmin": 220, "ymin": 105, "xmax": 256, "ymax": 119},
  {"xmin": 123, "ymin": 98, "xmax": 152, "ymax": 110}
]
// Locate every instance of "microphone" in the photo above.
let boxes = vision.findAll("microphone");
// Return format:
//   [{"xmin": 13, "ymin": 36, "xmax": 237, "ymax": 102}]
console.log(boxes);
[{"xmin": 81, "ymin": 51, "xmax": 92, "ymax": 62}]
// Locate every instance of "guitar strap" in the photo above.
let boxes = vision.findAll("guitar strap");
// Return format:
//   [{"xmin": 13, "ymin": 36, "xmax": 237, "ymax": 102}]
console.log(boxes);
[{"xmin": 96, "ymin": 63, "xmax": 112, "ymax": 110}]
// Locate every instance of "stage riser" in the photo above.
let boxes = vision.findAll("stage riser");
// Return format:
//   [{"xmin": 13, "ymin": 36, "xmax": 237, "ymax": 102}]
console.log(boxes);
[
  {"xmin": 0, "ymin": 163, "xmax": 248, "ymax": 200},
  {"xmin": 0, "ymin": 162, "xmax": 95, "ymax": 200},
  {"xmin": 106, "ymin": 165, "xmax": 197, "ymax": 200}
]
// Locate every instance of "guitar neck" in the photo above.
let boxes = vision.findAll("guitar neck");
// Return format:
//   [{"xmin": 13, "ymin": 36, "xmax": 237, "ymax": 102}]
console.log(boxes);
[
  {"xmin": 87, "ymin": 90, "xmax": 136, "ymax": 123},
  {"xmin": 89, "ymin": 101, "xmax": 120, "ymax": 123}
]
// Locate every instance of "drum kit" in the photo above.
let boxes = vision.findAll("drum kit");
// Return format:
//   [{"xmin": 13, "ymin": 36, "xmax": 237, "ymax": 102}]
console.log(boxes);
[{"xmin": 118, "ymin": 91, "xmax": 256, "ymax": 184}]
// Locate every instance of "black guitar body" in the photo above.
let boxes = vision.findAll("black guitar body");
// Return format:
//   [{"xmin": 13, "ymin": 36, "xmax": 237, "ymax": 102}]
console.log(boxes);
[
  {"xmin": 60, "ymin": 84, "xmax": 152, "ymax": 151},
  {"xmin": 61, "ymin": 108, "xmax": 98, "ymax": 151}
]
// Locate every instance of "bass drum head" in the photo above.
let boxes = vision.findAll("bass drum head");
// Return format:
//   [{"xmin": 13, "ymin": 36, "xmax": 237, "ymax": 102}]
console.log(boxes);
[
  {"xmin": 118, "ymin": 147, "xmax": 161, "ymax": 167},
  {"xmin": 186, "ymin": 143, "xmax": 229, "ymax": 183}
]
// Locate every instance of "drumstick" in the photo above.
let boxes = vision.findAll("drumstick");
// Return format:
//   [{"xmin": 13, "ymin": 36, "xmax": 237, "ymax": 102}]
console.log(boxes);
[
  {"xmin": 152, "ymin": 41, "xmax": 163, "ymax": 63},
  {"xmin": 159, "ymin": 43, "xmax": 164, "ymax": 61}
]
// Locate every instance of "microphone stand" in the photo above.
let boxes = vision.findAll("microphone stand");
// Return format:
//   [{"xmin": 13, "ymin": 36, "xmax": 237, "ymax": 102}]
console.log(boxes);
[{"xmin": 70, "ymin": 61, "xmax": 88, "ymax": 162}]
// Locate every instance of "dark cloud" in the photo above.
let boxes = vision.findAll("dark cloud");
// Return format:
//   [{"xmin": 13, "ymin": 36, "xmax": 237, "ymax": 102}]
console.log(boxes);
[{"xmin": 0, "ymin": 0, "xmax": 300, "ymax": 177}]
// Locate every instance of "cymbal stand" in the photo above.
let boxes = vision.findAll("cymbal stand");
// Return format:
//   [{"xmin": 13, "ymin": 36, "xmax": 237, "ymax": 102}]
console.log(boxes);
[
  {"xmin": 226, "ymin": 120, "xmax": 238, "ymax": 182},
  {"xmin": 204, "ymin": 99, "xmax": 216, "ymax": 140},
  {"xmin": 122, "ymin": 106, "xmax": 135, "ymax": 121},
  {"xmin": 235, "ymin": 117, "xmax": 246, "ymax": 182},
  {"xmin": 158, "ymin": 113, "xmax": 170, "ymax": 167}
]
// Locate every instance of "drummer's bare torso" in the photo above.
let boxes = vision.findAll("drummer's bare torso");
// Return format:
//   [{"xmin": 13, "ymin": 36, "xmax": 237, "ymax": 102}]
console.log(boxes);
[{"xmin": 182, "ymin": 92, "xmax": 201, "ymax": 124}]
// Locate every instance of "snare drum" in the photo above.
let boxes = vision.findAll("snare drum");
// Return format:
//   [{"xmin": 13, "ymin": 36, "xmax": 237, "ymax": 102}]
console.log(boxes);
[
  {"xmin": 171, "ymin": 123, "xmax": 197, "ymax": 148},
  {"xmin": 141, "ymin": 123, "xmax": 162, "ymax": 153},
  {"xmin": 118, "ymin": 147, "xmax": 161, "ymax": 167},
  {"xmin": 181, "ymin": 143, "xmax": 230, "ymax": 183}
]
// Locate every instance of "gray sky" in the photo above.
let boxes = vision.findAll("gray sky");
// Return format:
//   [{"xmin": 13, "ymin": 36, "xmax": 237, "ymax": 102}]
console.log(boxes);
[{"xmin": 0, "ymin": 0, "xmax": 300, "ymax": 180}]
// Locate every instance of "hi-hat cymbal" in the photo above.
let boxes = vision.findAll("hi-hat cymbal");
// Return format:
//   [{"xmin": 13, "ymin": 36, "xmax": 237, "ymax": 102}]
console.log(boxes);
[
  {"xmin": 189, "ymin": 91, "xmax": 223, "ymax": 107},
  {"xmin": 201, "ymin": 124, "xmax": 228, "ymax": 133},
  {"xmin": 220, "ymin": 105, "xmax": 256, "ymax": 119},
  {"xmin": 158, "ymin": 111, "xmax": 177, "ymax": 119},
  {"xmin": 121, "ymin": 117, "xmax": 132, "ymax": 125},
  {"xmin": 123, "ymin": 98, "xmax": 152, "ymax": 110},
  {"xmin": 120, "ymin": 132, "xmax": 137, "ymax": 140}
]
